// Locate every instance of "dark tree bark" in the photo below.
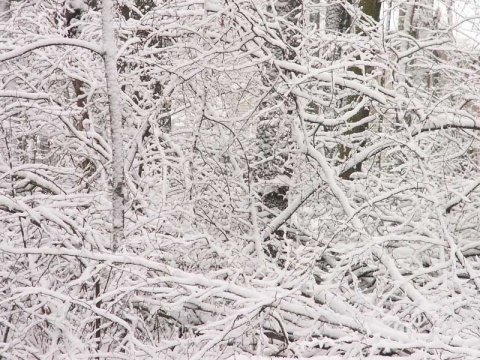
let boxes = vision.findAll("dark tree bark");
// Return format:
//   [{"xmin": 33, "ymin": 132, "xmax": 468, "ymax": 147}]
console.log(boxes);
[
  {"xmin": 0, "ymin": 0, "xmax": 10, "ymax": 15},
  {"xmin": 326, "ymin": 1, "xmax": 351, "ymax": 33},
  {"xmin": 64, "ymin": 0, "xmax": 94, "ymax": 171},
  {"xmin": 326, "ymin": 0, "xmax": 382, "ymax": 180},
  {"xmin": 254, "ymin": 0, "xmax": 302, "ymax": 253}
]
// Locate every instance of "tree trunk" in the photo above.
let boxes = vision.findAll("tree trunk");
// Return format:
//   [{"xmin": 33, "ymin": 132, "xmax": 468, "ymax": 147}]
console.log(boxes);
[
  {"xmin": 65, "ymin": 0, "xmax": 94, "ymax": 171},
  {"xmin": 326, "ymin": 1, "xmax": 350, "ymax": 33},
  {"xmin": 102, "ymin": 0, "xmax": 125, "ymax": 251},
  {"xmin": 0, "ymin": 0, "xmax": 10, "ymax": 15},
  {"xmin": 329, "ymin": 0, "xmax": 381, "ymax": 180},
  {"xmin": 254, "ymin": 0, "xmax": 301, "ymax": 253}
]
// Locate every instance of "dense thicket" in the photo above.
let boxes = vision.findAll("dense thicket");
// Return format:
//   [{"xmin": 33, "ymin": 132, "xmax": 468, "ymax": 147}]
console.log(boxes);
[{"xmin": 1, "ymin": 0, "xmax": 480, "ymax": 358}]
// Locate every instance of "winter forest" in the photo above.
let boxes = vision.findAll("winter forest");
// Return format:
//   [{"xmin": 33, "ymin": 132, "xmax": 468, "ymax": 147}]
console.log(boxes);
[{"xmin": 1, "ymin": 0, "xmax": 480, "ymax": 358}]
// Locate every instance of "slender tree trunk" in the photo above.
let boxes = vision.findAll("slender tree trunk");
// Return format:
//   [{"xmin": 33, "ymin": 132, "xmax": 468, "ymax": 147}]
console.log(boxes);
[
  {"xmin": 445, "ymin": 0, "xmax": 453, "ymax": 27},
  {"xmin": 399, "ymin": 0, "xmax": 439, "ymax": 87},
  {"xmin": 102, "ymin": 0, "xmax": 125, "ymax": 251},
  {"xmin": 65, "ymin": 1, "xmax": 94, "ymax": 171}
]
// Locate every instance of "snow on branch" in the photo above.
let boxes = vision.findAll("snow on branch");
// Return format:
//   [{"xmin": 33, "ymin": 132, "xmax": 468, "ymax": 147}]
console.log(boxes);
[{"xmin": 0, "ymin": 38, "xmax": 103, "ymax": 62}]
